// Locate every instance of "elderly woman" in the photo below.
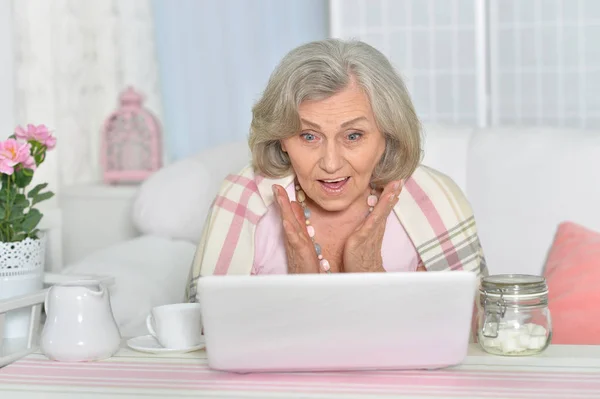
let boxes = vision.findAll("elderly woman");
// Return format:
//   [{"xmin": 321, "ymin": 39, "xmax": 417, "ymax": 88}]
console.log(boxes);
[{"xmin": 186, "ymin": 39, "xmax": 487, "ymax": 301}]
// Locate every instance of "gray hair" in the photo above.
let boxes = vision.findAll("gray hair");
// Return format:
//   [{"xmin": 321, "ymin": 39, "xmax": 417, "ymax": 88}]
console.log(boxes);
[{"xmin": 248, "ymin": 38, "xmax": 422, "ymax": 188}]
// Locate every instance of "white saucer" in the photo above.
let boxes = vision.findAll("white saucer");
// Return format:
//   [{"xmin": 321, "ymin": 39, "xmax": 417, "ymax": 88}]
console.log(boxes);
[{"xmin": 126, "ymin": 335, "xmax": 206, "ymax": 354}]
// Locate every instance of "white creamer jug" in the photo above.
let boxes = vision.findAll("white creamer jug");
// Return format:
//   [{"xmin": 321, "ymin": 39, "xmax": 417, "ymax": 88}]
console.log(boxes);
[{"xmin": 41, "ymin": 280, "xmax": 121, "ymax": 362}]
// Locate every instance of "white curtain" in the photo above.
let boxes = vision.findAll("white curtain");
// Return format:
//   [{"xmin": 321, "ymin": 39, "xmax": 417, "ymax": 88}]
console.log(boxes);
[
  {"xmin": 8, "ymin": 0, "xmax": 163, "ymax": 193},
  {"xmin": 0, "ymin": 0, "xmax": 15, "ymax": 155}
]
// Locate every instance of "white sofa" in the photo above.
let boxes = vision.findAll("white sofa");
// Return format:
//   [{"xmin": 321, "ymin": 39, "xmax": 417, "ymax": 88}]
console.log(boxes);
[{"xmin": 61, "ymin": 124, "xmax": 600, "ymax": 338}]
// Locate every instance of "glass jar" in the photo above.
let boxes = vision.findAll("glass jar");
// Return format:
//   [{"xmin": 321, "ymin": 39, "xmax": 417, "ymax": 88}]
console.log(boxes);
[{"xmin": 477, "ymin": 274, "xmax": 552, "ymax": 356}]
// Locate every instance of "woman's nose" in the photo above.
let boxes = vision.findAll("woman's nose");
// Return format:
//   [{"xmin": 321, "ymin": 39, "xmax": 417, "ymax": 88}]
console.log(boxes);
[{"xmin": 320, "ymin": 143, "xmax": 344, "ymax": 174}]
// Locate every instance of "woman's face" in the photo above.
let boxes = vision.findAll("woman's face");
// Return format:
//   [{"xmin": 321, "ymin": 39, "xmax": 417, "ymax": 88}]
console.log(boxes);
[{"xmin": 280, "ymin": 80, "xmax": 386, "ymax": 213}]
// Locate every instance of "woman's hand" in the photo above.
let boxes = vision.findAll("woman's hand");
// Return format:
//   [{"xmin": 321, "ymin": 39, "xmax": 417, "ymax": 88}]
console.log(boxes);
[
  {"xmin": 342, "ymin": 180, "xmax": 403, "ymax": 273},
  {"xmin": 272, "ymin": 184, "xmax": 320, "ymax": 274}
]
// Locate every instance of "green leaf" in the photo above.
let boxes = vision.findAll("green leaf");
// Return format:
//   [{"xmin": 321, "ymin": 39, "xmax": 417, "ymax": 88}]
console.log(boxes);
[
  {"xmin": 14, "ymin": 168, "xmax": 33, "ymax": 188},
  {"xmin": 21, "ymin": 208, "xmax": 42, "ymax": 233},
  {"xmin": 8, "ymin": 194, "xmax": 28, "ymax": 224},
  {"xmin": 27, "ymin": 183, "xmax": 48, "ymax": 198},
  {"xmin": 0, "ymin": 174, "xmax": 10, "ymax": 190},
  {"xmin": 8, "ymin": 212, "xmax": 24, "ymax": 223},
  {"xmin": 31, "ymin": 191, "xmax": 54, "ymax": 206},
  {"xmin": 0, "ymin": 185, "xmax": 14, "ymax": 202},
  {"xmin": 0, "ymin": 208, "xmax": 5, "ymax": 219},
  {"xmin": 13, "ymin": 193, "xmax": 29, "ymax": 208},
  {"xmin": 5, "ymin": 189, "xmax": 15, "ymax": 203},
  {"xmin": 11, "ymin": 232, "xmax": 26, "ymax": 242}
]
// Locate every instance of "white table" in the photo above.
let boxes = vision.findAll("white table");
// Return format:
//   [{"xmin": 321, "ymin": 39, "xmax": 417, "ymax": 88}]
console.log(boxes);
[{"xmin": 1, "ymin": 342, "xmax": 599, "ymax": 398}]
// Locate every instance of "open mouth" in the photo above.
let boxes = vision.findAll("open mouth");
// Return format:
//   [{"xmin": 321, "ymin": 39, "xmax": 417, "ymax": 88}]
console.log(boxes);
[{"xmin": 318, "ymin": 177, "xmax": 350, "ymax": 193}]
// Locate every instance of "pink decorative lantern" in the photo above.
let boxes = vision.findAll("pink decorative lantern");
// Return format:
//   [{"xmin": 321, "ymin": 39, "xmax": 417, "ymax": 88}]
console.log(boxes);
[{"xmin": 101, "ymin": 86, "xmax": 162, "ymax": 184}]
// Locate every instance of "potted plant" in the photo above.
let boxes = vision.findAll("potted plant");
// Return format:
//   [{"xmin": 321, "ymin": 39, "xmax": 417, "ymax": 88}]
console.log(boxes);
[{"xmin": 0, "ymin": 124, "xmax": 57, "ymax": 339}]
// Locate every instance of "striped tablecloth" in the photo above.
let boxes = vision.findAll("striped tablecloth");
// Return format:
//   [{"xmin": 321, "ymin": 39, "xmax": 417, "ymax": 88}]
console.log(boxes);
[{"xmin": 1, "ymin": 343, "xmax": 600, "ymax": 399}]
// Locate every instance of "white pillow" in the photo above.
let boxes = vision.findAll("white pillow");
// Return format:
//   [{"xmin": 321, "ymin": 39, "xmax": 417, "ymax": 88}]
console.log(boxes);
[
  {"xmin": 132, "ymin": 141, "xmax": 251, "ymax": 243},
  {"xmin": 132, "ymin": 158, "xmax": 213, "ymax": 243}
]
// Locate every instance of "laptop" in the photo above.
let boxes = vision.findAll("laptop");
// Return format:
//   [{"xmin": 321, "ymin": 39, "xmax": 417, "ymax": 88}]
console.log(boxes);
[{"xmin": 198, "ymin": 271, "xmax": 477, "ymax": 373}]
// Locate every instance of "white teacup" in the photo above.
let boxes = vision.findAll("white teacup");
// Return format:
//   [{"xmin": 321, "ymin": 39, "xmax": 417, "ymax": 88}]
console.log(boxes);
[{"xmin": 146, "ymin": 303, "xmax": 203, "ymax": 349}]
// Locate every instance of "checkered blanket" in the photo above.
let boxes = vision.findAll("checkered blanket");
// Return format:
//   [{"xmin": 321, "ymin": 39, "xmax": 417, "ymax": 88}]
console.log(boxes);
[{"xmin": 186, "ymin": 164, "xmax": 487, "ymax": 301}]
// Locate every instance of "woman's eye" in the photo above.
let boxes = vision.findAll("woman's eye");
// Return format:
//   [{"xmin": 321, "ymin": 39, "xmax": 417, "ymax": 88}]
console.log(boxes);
[
  {"xmin": 301, "ymin": 133, "xmax": 317, "ymax": 142},
  {"xmin": 347, "ymin": 132, "xmax": 363, "ymax": 141}
]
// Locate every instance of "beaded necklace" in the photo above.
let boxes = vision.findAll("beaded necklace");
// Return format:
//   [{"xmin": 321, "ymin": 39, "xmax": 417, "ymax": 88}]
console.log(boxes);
[{"xmin": 294, "ymin": 183, "xmax": 379, "ymax": 274}]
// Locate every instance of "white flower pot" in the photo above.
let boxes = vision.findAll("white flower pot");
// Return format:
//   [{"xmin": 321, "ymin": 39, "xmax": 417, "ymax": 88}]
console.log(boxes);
[{"xmin": 0, "ymin": 237, "xmax": 45, "ymax": 339}]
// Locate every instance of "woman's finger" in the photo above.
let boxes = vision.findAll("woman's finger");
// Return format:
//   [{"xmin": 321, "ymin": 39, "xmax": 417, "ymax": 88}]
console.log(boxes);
[
  {"xmin": 274, "ymin": 185, "xmax": 313, "ymax": 250},
  {"xmin": 273, "ymin": 184, "xmax": 302, "ymax": 230},
  {"xmin": 290, "ymin": 201, "xmax": 307, "ymax": 227},
  {"xmin": 362, "ymin": 180, "xmax": 402, "ymax": 231},
  {"xmin": 282, "ymin": 219, "xmax": 301, "ymax": 245}
]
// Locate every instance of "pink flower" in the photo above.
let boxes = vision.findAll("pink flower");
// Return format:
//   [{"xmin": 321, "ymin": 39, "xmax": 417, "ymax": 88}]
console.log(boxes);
[
  {"xmin": 0, "ymin": 139, "xmax": 36, "ymax": 175},
  {"xmin": 14, "ymin": 124, "xmax": 57, "ymax": 149}
]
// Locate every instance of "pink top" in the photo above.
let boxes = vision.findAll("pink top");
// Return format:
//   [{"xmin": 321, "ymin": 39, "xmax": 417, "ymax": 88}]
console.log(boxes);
[{"xmin": 252, "ymin": 183, "xmax": 420, "ymax": 274}]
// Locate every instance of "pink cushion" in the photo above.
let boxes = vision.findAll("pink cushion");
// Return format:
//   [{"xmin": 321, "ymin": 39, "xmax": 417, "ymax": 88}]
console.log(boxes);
[{"xmin": 543, "ymin": 221, "xmax": 600, "ymax": 345}]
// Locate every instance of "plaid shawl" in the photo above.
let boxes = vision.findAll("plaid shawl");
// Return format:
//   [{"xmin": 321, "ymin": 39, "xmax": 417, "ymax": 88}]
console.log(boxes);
[{"xmin": 186, "ymin": 164, "xmax": 488, "ymax": 302}]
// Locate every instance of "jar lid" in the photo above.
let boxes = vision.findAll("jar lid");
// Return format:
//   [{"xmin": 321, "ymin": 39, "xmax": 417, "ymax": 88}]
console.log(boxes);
[{"xmin": 480, "ymin": 274, "xmax": 548, "ymax": 297}]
